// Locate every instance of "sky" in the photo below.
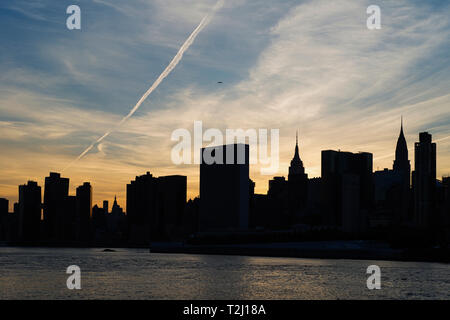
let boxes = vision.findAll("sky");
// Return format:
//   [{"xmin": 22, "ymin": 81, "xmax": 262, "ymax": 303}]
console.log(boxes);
[{"xmin": 0, "ymin": 0, "xmax": 449, "ymax": 211}]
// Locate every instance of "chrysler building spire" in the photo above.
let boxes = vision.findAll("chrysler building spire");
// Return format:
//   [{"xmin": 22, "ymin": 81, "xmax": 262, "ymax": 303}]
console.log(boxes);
[{"xmin": 394, "ymin": 116, "xmax": 409, "ymax": 171}]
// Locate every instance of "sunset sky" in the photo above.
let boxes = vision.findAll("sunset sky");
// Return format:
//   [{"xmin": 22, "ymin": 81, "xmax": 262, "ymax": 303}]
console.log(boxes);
[{"xmin": 1, "ymin": 0, "xmax": 449, "ymax": 211}]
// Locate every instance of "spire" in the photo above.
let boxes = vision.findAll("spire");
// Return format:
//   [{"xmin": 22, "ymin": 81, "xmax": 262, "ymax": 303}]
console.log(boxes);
[
  {"xmin": 289, "ymin": 131, "xmax": 305, "ymax": 176},
  {"xmin": 394, "ymin": 116, "xmax": 409, "ymax": 171},
  {"xmin": 113, "ymin": 195, "xmax": 117, "ymax": 206},
  {"xmin": 400, "ymin": 115, "xmax": 404, "ymax": 134},
  {"xmin": 398, "ymin": 116, "xmax": 405, "ymax": 141}
]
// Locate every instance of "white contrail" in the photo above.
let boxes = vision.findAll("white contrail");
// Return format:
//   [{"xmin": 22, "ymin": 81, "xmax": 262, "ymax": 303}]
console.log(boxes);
[{"xmin": 64, "ymin": 0, "xmax": 224, "ymax": 171}]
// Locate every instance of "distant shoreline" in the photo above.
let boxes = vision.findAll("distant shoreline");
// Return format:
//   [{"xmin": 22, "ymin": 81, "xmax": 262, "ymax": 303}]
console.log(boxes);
[
  {"xmin": 2, "ymin": 241, "xmax": 449, "ymax": 263},
  {"xmin": 150, "ymin": 243, "xmax": 450, "ymax": 264}
]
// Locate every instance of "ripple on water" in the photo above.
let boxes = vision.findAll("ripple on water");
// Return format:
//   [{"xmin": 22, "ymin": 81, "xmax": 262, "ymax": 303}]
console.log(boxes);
[{"xmin": 0, "ymin": 247, "xmax": 449, "ymax": 299}]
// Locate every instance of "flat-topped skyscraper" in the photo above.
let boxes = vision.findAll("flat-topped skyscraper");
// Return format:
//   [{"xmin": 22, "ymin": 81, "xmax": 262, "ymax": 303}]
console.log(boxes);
[
  {"xmin": 18, "ymin": 181, "xmax": 41, "ymax": 241},
  {"xmin": 0, "ymin": 198, "xmax": 8, "ymax": 240},
  {"xmin": 199, "ymin": 144, "xmax": 249, "ymax": 232},
  {"xmin": 76, "ymin": 182, "xmax": 92, "ymax": 241},
  {"xmin": 413, "ymin": 132, "xmax": 436, "ymax": 228},
  {"xmin": 321, "ymin": 150, "xmax": 373, "ymax": 232},
  {"xmin": 43, "ymin": 172, "xmax": 69, "ymax": 240},
  {"xmin": 127, "ymin": 172, "xmax": 187, "ymax": 242}
]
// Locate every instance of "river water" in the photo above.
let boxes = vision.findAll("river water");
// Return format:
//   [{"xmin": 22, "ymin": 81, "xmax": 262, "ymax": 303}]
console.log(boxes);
[{"xmin": 0, "ymin": 247, "xmax": 448, "ymax": 299}]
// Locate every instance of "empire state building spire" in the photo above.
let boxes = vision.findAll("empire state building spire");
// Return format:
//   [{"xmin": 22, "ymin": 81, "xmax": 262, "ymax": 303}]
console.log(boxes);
[{"xmin": 289, "ymin": 131, "xmax": 305, "ymax": 176}]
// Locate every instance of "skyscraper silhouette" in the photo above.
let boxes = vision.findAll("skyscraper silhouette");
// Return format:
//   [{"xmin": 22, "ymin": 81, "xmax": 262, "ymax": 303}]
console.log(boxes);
[
  {"xmin": 393, "ymin": 118, "xmax": 412, "ymax": 223},
  {"xmin": 288, "ymin": 131, "xmax": 308, "ymax": 223},
  {"xmin": 393, "ymin": 118, "xmax": 411, "ymax": 174},
  {"xmin": 321, "ymin": 150, "xmax": 373, "ymax": 232},
  {"xmin": 157, "ymin": 175, "xmax": 187, "ymax": 239},
  {"xmin": 413, "ymin": 132, "xmax": 436, "ymax": 228},
  {"xmin": 76, "ymin": 182, "xmax": 92, "ymax": 241},
  {"xmin": 0, "ymin": 198, "xmax": 7, "ymax": 215},
  {"xmin": 127, "ymin": 172, "xmax": 158, "ymax": 243},
  {"xmin": 0, "ymin": 198, "xmax": 9, "ymax": 240},
  {"xmin": 127, "ymin": 172, "xmax": 187, "ymax": 243},
  {"xmin": 107, "ymin": 195, "xmax": 126, "ymax": 240},
  {"xmin": 199, "ymin": 144, "xmax": 249, "ymax": 232},
  {"xmin": 18, "ymin": 181, "xmax": 41, "ymax": 241},
  {"xmin": 288, "ymin": 132, "xmax": 305, "ymax": 176},
  {"xmin": 65, "ymin": 195, "xmax": 77, "ymax": 241},
  {"xmin": 43, "ymin": 172, "xmax": 69, "ymax": 240},
  {"xmin": 267, "ymin": 176, "xmax": 289, "ymax": 228},
  {"xmin": 440, "ymin": 177, "xmax": 450, "ymax": 239},
  {"xmin": 373, "ymin": 119, "xmax": 412, "ymax": 227},
  {"xmin": 103, "ymin": 200, "xmax": 109, "ymax": 215}
]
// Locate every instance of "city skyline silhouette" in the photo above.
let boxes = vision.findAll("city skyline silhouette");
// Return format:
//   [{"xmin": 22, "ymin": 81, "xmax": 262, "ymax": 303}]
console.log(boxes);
[
  {"xmin": 1, "ymin": 120, "xmax": 449, "ymax": 213},
  {"xmin": 1, "ymin": 123, "xmax": 448, "ymax": 249},
  {"xmin": 1, "ymin": 1, "xmax": 449, "ymax": 214}
]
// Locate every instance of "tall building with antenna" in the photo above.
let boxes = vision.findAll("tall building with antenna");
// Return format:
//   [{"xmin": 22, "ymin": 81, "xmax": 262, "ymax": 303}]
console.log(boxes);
[
  {"xmin": 288, "ymin": 131, "xmax": 308, "ymax": 223},
  {"xmin": 393, "ymin": 117, "xmax": 412, "ymax": 224},
  {"xmin": 373, "ymin": 118, "xmax": 412, "ymax": 227}
]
